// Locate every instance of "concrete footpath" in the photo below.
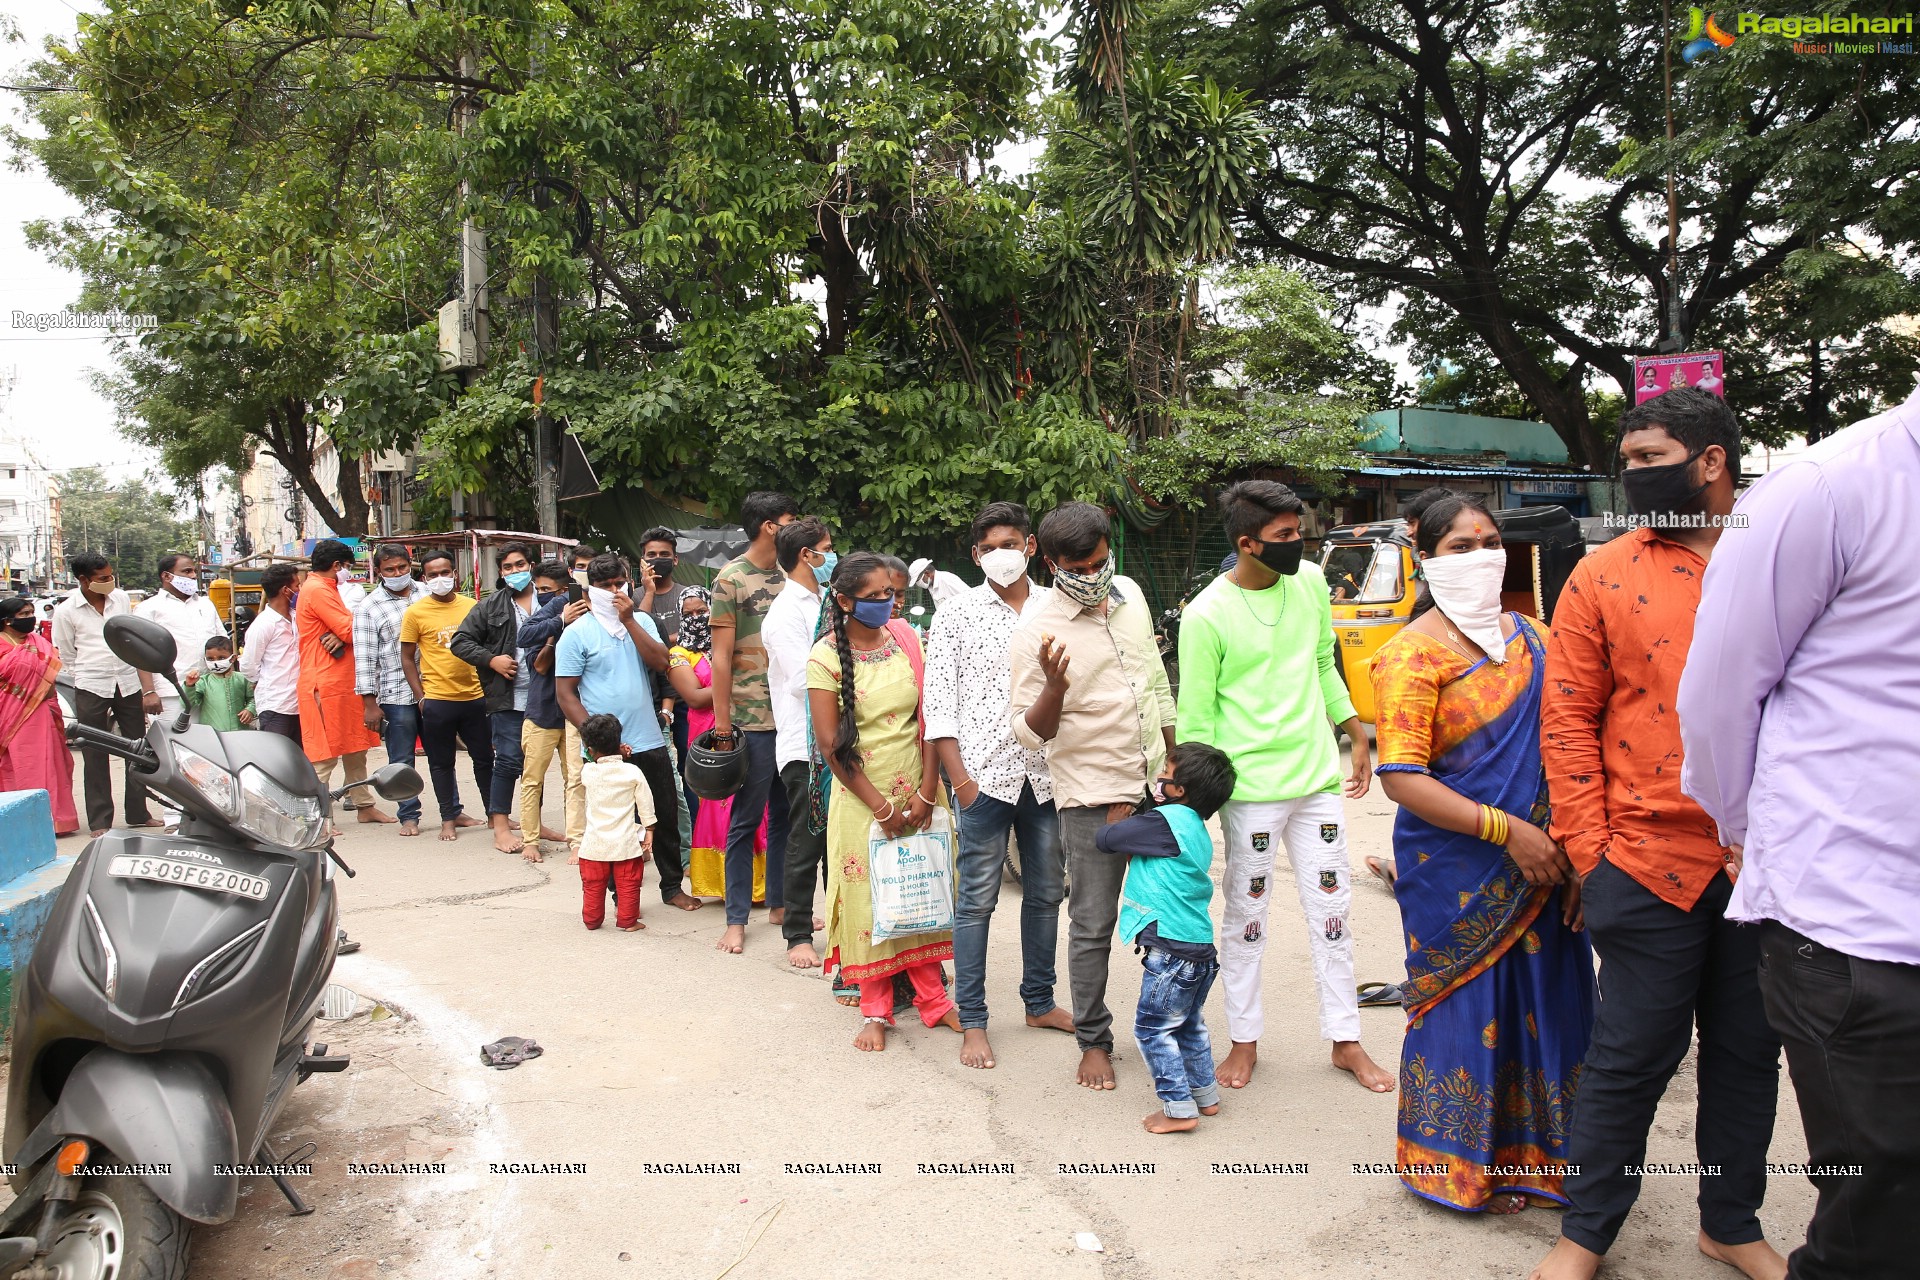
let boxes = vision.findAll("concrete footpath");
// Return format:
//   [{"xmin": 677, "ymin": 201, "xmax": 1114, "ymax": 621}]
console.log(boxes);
[{"xmin": 43, "ymin": 748, "xmax": 1818, "ymax": 1279}]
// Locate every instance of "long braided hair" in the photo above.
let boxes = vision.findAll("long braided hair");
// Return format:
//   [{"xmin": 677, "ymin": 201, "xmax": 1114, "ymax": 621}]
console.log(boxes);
[{"xmin": 823, "ymin": 552, "xmax": 889, "ymax": 777}]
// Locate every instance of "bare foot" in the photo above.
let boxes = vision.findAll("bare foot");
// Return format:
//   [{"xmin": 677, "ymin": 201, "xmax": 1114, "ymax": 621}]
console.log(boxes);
[
  {"xmin": 452, "ymin": 814, "xmax": 484, "ymax": 830},
  {"xmin": 1200, "ymin": 1103, "xmax": 1220, "ymax": 1116},
  {"xmin": 521, "ymin": 846, "xmax": 542, "ymax": 864},
  {"xmin": 491, "ymin": 816, "xmax": 524, "ymax": 854},
  {"xmin": 131, "ymin": 819, "xmax": 165, "ymax": 829},
  {"xmin": 1697, "ymin": 1233, "xmax": 1788, "ymax": 1280},
  {"xmin": 1527, "ymin": 1237, "xmax": 1603, "ymax": 1280},
  {"xmin": 768, "ymin": 907, "xmax": 786, "ymax": 926},
  {"xmin": 438, "ymin": 820, "xmax": 461, "ymax": 842},
  {"xmin": 357, "ymin": 806, "xmax": 396, "ymax": 824},
  {"xmin": 935, "ymin": 1009, "xmax": 962, "ymax": 1032},
  {"xmin": 90, "ymin": 829, "xmax": 107, "ymax": 839},
  {"xmin": 1143, "ymin": 1112, "xmax": 1199, "ymax": 1134},
  {"xmin": 812, "ymin": 914, "xmax": 824, "ymax": 931},
  {"xmin": 398, "ymin": 821, "xmax": 420, "ymax": 837},
  {"xmin": 716, "ymin": 924, "xmax": 745, "ymax": 954},
  {"xmin": 667, "ymin": 892, "xmax": 703, "ymax": 912},
  {"xmin": 1218, "ymin": 1041, "xmax": 1258, "ymax": 1089},
  {"xmin": 1332, "ymin": 1040, "xmax": 1396, "ymax": 1092},
  {"xmin": 618, "ymin": 921, "xmax": 647, "ymax": 932},
  {"xmin": 788, "ymin": 942, "xmax": 820, "ymax": 970},
  {"xmin": 960, "ymin": 1028, "xmax": 996, "ymax": 1068},
  {"xmin": 540, "ymin": 825, "xmax": 565, "ymax": 842},
  {"xmin": 1076, "ymin": 1047, "xmax": 1116, "ymax": 1090},
  {"xmin": 1486, "ymin": 1192, "xmax": 1528, "ymax": 1215},
  {"xmin": 854, "ymin": 1021, "xmax": 887, "ymax": 1052},
  {"xmin": 1025, "ymin": 1007, "xmax": 1075, "ymax": 1034}
]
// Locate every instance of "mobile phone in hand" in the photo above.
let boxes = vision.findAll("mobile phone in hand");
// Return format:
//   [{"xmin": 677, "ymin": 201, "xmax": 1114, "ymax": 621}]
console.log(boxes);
[{"xmin": 567, "ymin": 582, "xmax": 584, "ymax": 604}]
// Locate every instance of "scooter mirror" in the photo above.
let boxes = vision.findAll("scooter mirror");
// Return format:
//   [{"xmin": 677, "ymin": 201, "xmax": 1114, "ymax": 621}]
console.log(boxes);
[
  {"xmin": 103, "ymin": 614, "xmax": 179, "ymax": 677},
  {"xmin": 369, "ymin": 762, "xmax": 424, "ymax": 802}
]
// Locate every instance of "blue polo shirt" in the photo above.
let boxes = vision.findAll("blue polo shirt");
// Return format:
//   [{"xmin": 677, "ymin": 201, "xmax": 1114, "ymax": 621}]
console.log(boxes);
[{"xmin": 554, "ymin": 614, "xmax": 665, "ymax": 753}]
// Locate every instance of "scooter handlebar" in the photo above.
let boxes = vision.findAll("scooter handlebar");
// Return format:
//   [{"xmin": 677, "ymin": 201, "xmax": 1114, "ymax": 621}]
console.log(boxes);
[{"xmin": 66, "ymin": 722, "xmax": 152, "ymax": 759}]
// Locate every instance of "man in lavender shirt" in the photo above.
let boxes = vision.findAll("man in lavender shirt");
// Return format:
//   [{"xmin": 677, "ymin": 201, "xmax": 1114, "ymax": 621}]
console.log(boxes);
[{"xmin": 1678, "ymin": 380, "xmax": 1920, "ymax": 1280}]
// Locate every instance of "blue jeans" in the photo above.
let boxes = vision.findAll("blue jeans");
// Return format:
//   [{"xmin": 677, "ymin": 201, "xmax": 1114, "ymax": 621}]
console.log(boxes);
[
  {"xmin": 378, "ymin": 702, "xmax": 422, "ymax": 825},
  {"xmin": 952, "ymin": 782, "xmax": 1063, "ymax": 1029},
  {"xmin": 489, "ymin": 709, "xmax": 525, "ymax": 817},
  {"xmin": 1134, "ymin": 946, "xmax": 1221, "ymax": 1119},
  {"xmin": 723, "ymin": 729, "xmax": 789, "ymax": 925}
]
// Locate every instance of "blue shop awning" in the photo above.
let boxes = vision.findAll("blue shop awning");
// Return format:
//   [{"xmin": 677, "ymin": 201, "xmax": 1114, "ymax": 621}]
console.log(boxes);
[{"xmin": 1348, "ymin": 465, "xmax": 1598, "ymax": 481}]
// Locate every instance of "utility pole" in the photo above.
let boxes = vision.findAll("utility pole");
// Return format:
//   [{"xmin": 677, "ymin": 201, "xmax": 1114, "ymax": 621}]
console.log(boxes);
[
  {"xmin": 1660, "ymin": 0, "xmax": 1686, "ymax": 353},
  {"xmin": 529, "ymin": 30, "xmax": 559, "ymax": 537},
  {"xmin": 454, "ymin": 48, "xmax": 490, "ymax": 530}
]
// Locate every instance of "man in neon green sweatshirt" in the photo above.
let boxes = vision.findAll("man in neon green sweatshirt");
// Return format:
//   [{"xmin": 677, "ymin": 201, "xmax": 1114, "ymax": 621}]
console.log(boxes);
[{"xmin": 1176, "ymin": 480, "xmax": 1392, "ymax": 1094}]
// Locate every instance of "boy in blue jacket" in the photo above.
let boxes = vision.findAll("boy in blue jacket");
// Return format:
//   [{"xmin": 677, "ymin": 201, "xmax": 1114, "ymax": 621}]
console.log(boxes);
[{"xmin": 1096, "ymin": 741, "xmax": 1237, "ymax": 1133}]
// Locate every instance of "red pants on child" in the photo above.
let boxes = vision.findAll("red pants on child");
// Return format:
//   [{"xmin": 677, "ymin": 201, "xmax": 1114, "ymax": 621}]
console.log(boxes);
[
  {"xmin": 858, "ymin": 961, "xmax": 954, "ymax": 1027},
  {"xmin": 580, "ymin": 857, "xmax": 644, "ymax": 929}
]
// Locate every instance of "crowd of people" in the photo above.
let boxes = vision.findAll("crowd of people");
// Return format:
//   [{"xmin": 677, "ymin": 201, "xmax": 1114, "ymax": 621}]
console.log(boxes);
[{"xmin": 0, "ymin": 381, "xmax": 1911, "ymax": 1280}]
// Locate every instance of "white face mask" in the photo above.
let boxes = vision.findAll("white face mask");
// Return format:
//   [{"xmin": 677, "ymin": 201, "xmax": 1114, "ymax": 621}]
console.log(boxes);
[
  {"xmin": 336, "ymin": 566, "xmax": 355, "ymax": 585},
  {"xmin": 587, "ymin": 583, "xmax": 629, "ymax": 634},
  {"xmin": 1419, "ymin": 547, "xmax": 1511, "ymax": 663},
  {"xmin": 978, "ymin": 546, "xmax": 1029, "ymax": 588},
  {"xmin": 382, "ymin": 572, "xmax": 415, "ymax": 594},
  {"xmin": 207, "ymin": 657, "xmax": 232, "ymax": 673},
  {"xmin": 169, "ymin": 573, "xmax": 199, "ymax": 597},
  {"xmin": 425, "ymin": 575, "xmax": 457, "ymax": 598}
]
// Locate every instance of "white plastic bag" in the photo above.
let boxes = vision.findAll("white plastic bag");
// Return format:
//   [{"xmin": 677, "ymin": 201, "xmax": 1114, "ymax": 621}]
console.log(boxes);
[{"xmin": 868, "ymin": 808, "xmax": 956, "ymax": 941}]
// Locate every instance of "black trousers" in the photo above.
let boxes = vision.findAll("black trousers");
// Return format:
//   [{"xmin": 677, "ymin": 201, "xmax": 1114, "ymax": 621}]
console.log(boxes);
[
  {"xmin": 74, "ymin": 688, "xmax": 151, "ymax": 831},
  {"xmin": 418, "ymin": 698, "xmax": 492, "ymax": 823},
  {"xmin": 256, "ymin": 709, "xmax": 302, "ymax": 742},
  {"xmin": 779, "ymin": 760, "xmax": 828, "ymax": 946},
  {"xmin": 1559, "ymin": 858, "xmax": 1781, "ymax": 1254},
  {"xmin": 632, "ymin": 746, "xmax": 687, "ymax": 905},
  {"xmin": 1760, "ymin": 921, "xmax": 1920, "ymax": 1280}
]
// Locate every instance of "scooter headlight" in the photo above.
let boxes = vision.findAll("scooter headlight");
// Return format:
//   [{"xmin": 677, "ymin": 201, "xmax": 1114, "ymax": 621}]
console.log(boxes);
[
  {"xmin": 235, "ymin": 764, "xmax": 327, "ymax": 849},
  {"xmin": 174, "ymin": 742, "xmax": 238, "ymax": 816}
]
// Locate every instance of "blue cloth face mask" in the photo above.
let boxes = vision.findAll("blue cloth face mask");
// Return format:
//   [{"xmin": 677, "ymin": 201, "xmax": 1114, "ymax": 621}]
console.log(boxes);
[
  {"xmin": 811, "ymin": 549, "xmax": 839, "ymax": 583},
  {"xmin": 847, "ymin": 596, "xmax": 894, "ymax": 629},
  {"xmin": 503, "ymin": 570, "xmax": 533, "ymax": 593}
]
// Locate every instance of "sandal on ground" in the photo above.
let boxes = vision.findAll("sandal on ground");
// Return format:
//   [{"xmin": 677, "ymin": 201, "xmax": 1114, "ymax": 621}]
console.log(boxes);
[
  {"xmin": 1357, "ymin": 981, "xmax": 1403, "ymax": 1008},
  {"xmin": 1364, "ymin": 855, "xmax": 1398, "ymax": 893}
]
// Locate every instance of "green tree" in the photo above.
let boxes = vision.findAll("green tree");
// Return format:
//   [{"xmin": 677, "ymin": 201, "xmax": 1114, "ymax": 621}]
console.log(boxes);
[
  {"xmin": 58, "ymin": 467, "xmax": 196, "ymax": 592},
  {"xmin": 1153, "ymin": 0, "xmax": 1920, "ymax": 464}
]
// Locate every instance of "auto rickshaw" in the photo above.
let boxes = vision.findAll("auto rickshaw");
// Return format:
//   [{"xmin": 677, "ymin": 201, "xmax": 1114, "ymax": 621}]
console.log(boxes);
[{"xmin": 1321, "ymin": 504, "xmax": 1586, "ymax": 724}]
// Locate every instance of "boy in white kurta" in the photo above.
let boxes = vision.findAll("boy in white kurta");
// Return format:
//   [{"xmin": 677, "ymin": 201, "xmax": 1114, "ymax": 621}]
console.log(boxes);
[{"xmin": 577, "ymin": 713, "xmax": 656, "ymax": 931}]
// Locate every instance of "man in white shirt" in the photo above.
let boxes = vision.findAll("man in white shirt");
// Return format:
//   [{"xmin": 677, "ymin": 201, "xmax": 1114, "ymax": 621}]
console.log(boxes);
[
  {"xmin": 136, "ymin": 552, "xmax": 228, "ymax": 722},
  {"xmin": 908, "ymin": 556, "xmax": 969, "ymax": 606},
  {"xmin": 55, "ymin": 551, "xmax": 164, "ymax": 835},
  {"xmin": 764, "ymin": 517, "xmax": 835, "ymax": 967},
  {"xmin": 924, "ymin": 502, "xmax": 1071, "ymax": 1070},
  {"xmin": 241, "ymin": 562, "xmax": 303, "ymax": 742}
]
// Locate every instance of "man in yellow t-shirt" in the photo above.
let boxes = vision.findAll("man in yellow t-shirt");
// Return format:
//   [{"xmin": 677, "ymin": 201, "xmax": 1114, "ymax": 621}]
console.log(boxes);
[{"xmin": 400, "ymin": 549, "xmax": 492, "ymax": 842}]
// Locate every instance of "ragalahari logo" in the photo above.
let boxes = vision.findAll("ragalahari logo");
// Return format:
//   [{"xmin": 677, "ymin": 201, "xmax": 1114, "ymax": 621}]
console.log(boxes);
[{"xmin": 1682, "ymin": 8, "xmax": 1738, "ymax": 61}]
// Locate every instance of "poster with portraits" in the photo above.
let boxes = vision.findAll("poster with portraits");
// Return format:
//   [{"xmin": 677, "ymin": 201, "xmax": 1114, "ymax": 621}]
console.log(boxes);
[{"xmin": 1634, "ymin": 351, "xmax": 1725, "ymax": 404}]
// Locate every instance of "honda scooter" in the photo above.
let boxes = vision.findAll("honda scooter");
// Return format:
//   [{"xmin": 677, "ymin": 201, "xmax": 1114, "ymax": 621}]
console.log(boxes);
[{"xmin": 0, "ymin": 614, "xmax": 420, "ymax": 1279}]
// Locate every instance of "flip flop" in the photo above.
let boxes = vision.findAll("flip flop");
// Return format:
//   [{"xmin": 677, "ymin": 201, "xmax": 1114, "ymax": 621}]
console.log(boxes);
[
  {"xmin": 1364, "ymin": 855, "xmax": 1398, "ymax": 893},
  {"xmin": 1357, "ymin": 981, "xmax": 1403, "ymax": 1008}
]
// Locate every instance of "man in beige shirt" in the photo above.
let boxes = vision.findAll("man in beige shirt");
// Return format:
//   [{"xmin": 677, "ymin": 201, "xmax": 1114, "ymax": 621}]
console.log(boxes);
[{"xmin": 1009, "ymin": 502, "xmax": 1175, "ymax": 1091}]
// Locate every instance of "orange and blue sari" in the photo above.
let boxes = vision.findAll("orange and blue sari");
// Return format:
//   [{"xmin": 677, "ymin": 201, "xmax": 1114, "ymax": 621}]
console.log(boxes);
[{"xmin": 1372, "ymin": 614, "xmax": 1594, "ymax": 1211}]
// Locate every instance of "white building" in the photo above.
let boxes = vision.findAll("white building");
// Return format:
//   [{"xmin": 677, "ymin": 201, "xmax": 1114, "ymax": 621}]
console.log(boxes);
[{"xmin": 0, "ymin": 429, "xmax": 61, "ymax": 593}]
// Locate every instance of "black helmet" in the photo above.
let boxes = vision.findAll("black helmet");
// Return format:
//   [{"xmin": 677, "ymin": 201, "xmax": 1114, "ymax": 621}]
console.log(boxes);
[{"xmin": 684, "ymin": 729, "xmax": 746, "ymax": 801}]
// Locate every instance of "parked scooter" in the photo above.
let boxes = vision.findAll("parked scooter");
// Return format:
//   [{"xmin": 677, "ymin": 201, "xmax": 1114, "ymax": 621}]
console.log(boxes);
[{"xmin": 0, "ymin": 614, "xmax": 420, "ymax": 1280}]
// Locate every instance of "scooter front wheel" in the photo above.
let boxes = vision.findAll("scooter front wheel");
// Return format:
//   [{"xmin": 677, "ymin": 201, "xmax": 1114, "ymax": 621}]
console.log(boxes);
[{"xmin": 37, "ymin": 1174, "xmax": 190, "ymax": 1280}]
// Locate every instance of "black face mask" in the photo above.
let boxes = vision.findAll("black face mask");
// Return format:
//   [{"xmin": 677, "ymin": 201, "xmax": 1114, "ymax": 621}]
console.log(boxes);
[
  {"xmin": 645, "ymin": 556, "xmax": 675, "ymax": 579},
  {"xmin": 1253, "ymin": 538, "xmax": 1305, "ymax": 576},
  {"xmin": 5, "ymin": 614, "xmax": 34, "ymax": 634},
  {"xmin": 1622, "ymin": 452, "xmax": 1709, "ymax": 526}
]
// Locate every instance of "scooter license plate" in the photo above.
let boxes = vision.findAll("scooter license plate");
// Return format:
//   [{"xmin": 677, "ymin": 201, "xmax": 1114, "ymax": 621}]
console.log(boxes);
[{"xmin": 107, "ymin": 855, "xmax": 270, "ymax": 900}]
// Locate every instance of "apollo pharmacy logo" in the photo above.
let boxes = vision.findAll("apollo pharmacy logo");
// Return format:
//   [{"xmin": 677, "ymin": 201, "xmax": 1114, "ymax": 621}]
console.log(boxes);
[
  {"xmin": 1684, "ymin": 8, "xmax": 1918, "ymax": 60},
  {"xmin": 1681, "ymin": 9, "xmax": 1738, "ymax": 61}
]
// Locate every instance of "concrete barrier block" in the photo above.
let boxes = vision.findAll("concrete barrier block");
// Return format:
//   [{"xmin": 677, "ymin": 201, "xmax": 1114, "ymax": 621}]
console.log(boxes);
[
  {"xmin": 0, "ymin": 790, "xmax": 57, "ymax": 884},
  {"xmin": 0, "ymin": 789, "xmax": 73, "ymax": 1037}
]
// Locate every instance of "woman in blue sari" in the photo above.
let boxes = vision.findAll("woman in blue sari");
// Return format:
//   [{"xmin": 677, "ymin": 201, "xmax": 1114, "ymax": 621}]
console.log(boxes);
[{"xmin": 1372, "ymin": 492, "xmax": 1595, "ymax": 1214}]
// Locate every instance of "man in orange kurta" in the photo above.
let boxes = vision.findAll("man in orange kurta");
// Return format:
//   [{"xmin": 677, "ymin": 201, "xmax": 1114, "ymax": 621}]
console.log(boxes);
[{"xmin": 297, "ymin": 539, "xmax": 391, "ymax": 824}]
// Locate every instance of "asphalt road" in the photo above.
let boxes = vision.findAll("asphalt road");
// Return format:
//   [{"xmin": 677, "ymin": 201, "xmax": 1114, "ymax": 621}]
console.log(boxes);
[{"xmin": 30, "ymin": 747, "xmax": 1818, "ymax": 1279}]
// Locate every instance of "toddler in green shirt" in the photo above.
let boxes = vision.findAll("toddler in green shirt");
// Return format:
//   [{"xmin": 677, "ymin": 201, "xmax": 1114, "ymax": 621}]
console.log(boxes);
[{"xmin": 183, "ymin": 635, "xmax": 255, "ymax": 731}]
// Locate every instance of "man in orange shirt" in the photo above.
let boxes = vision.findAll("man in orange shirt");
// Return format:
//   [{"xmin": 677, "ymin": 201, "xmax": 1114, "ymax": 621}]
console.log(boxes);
[
  {"xmin": 297, "ymin": 539, "xmax": 392, "ymax": 827},
  {"xmin": 1530, "ymin": 389, "xmax": 1785, "ymax": 1280}
]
